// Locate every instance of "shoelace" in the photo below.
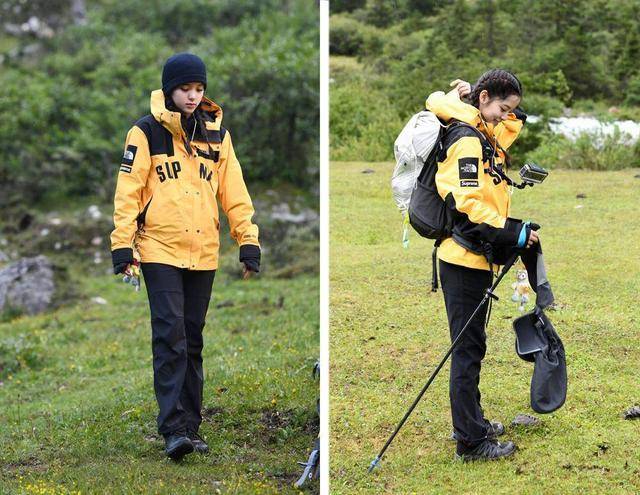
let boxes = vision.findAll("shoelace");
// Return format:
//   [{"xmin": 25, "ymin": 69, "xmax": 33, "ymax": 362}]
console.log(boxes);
[
  {"xmin": 188, "ymin": 430, "xmax": 205, "ymax": 443},
  {"xmin": 476, "ymin": 438, "xmax": 502, "ymax": 456}
]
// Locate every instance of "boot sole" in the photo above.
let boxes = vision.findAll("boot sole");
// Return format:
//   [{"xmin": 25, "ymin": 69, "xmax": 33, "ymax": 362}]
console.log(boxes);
[{"xmin": 166, "ymin": 440, "xmax": 194, "ymax": 461}]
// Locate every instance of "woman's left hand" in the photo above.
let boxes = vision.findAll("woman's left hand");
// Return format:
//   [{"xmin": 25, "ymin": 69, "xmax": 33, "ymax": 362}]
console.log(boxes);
[
  {"xmin": 450, "ymin": 79, "xmax": 471, "ymax": 98},
  {"xmin": 239, "ymin": 244, "xmax": 261, "ymax": 279}
]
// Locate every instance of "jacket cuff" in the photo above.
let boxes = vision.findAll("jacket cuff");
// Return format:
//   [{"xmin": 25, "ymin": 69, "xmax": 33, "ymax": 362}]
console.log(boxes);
[
  {"xmin": 513, "ymin": 107, "xmax": 528, "ymax": 123},
  {"xmin": 112, "ymin": 247, "xmax": 134, "ymax": 266},
  {"xmin": 495, "ymin": 217, "xmax": 523, "ymax": 246},
  {"xmin": 239, "ymin": 244, "xmax": 261, "ymax": 261}
]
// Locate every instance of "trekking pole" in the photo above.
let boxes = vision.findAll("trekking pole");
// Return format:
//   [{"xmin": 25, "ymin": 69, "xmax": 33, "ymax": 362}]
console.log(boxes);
[{"xmin": 368, "ymin": 251, "xmax": 521, "ymax": 473}]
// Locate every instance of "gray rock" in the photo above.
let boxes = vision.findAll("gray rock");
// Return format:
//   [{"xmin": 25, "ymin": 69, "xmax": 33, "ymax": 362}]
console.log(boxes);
[
  {"xmin": 623, "ymin": 405, "xmax": 640, "ymax": 419},
  {"xmin": 511, "ymin": 413, "xmax": 540, "ymax": 427},
  {"xmin": 0, "ymin": 255, "xmax": 55, "ymax": 316},
  {"xmin": 86, "ymin": 205, "xmax": 102, "ymax": 220},
  {"xmin": 270, "ymin": 203, "xmax": 318, "ymax": 224}
]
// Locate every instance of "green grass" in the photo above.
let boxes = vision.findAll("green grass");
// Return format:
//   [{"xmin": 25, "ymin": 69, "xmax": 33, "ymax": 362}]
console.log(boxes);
[
  {"xmin": 0, "ymin": 270, "xmax": 319, "ymax": 494},
  {"xmin": 329, "ymin": 162, "xmax": 640, "ymax": 494}
]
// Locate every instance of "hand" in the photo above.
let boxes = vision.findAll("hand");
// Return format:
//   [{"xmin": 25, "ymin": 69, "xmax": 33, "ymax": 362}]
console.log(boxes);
[
  {"xmin": 450, "ymin": 79, "xmax": 471, "ymax": 98},
  {"xmin": 239, "ymin": 244, "xmax": 261, "ymax": 277},
  {"xmin": 526, "ymin": 229, "xmax": 539, "ymax": 248},
  {"xmin": 242, "ymin": 259, "xmax": 260, "ymax": 274},
  {"xmin": 112, "ymin": 248, "xmax": 135, "ymax": 275},
  {"xmin": 113, "ymin": 262, "xmax": 131, "ymax": 275}
]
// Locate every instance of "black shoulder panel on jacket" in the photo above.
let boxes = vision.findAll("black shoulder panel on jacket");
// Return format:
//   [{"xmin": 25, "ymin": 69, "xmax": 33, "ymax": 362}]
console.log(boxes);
[
  {"xmin": 439, "ymin": 123, "xmax": 494, "ymax": 164},
  {"xmin": 436, "ymin": 124, "xmax": 480, "ymax": 162},
  {"xmin": 133, "ymin": 114, "xmax": 174, "ymax": 157},
  {"xmin": 202, "ymin": 126, "xmax": 227, "ymax": 144},
  {"xmin": 442, "ymin": 124, "xmax": 482, "ymax": 151}
]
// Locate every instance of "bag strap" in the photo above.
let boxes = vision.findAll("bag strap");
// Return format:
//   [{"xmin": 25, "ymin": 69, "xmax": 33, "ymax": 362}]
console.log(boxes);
[
  {"xmin": 431, "ymin": 239, "xmax": 442, "ymax": 292},
  {"xmin": 451, "ymin": 121, "xmax": 532, "ymax": 190}
]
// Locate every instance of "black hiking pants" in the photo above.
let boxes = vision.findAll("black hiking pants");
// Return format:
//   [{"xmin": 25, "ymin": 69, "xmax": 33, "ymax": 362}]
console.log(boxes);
[
  {"xmin": 140, "ymin": 263, "xmax": 216, "ymax": 437},
  {"xmin": 439, "ymin": 260, "xmax": 493, "ymax": 449}
]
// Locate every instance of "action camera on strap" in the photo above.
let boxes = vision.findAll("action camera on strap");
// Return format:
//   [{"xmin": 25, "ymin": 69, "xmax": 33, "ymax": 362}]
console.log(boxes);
[{"xmin": 519, "ymin": 162, "xmax": 549, "ymax": 185}]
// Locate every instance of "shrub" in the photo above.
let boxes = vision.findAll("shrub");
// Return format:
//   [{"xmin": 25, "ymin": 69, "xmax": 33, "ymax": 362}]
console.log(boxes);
[
  {"xmin": 624, "ymin": 74, "xmax": 640, "ymax": 107},
  {"xmin": 330, "ymin": 0, "xmax": 367, "ymax": 14},
  {"xmin": 507, "ymin": 120, "xmax": 548, "ymax": 166},
  {"xmin": 519, "ymin": 70, "xmax": 572, "ymax": 105},
  {"xmin": 526, "ymin": 131, "xmax": 640, "ymax": 171},
  {"xmin": 330, "ymin": 15, "xmax": 366, "ymax": 56},
  {"xmin": 330, "ymin": 81, "xmax": 404, "ymax": 161},
  {"xmin": 0, "ymin": 1, "xmax": 319, "ymax": 207},
  {"xmin": 521, "ymin": 94, "xmax": 565, "ymax": 118}
]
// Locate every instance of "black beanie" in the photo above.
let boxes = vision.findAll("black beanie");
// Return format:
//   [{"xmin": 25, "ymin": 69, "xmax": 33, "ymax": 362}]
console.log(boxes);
[{"xmin": 162, "ymin": 53, "xmax": 207, "ymax": 96}]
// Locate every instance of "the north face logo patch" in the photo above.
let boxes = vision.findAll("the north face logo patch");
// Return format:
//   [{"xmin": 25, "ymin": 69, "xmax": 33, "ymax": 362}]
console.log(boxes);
[
  {"xmin": 458, "ymin": 157, "xmax": 479, "ymax": 180},
  {"xmin": 120, "ymin": 144, "xmax": 137, "ymax": 173}
]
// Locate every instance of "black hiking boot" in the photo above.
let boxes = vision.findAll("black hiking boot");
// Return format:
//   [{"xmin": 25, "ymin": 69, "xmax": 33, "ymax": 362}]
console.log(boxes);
[
  {"xmin": 455, "ymin": 439, "xmax": 516, "ymax": 462},
  {"xmin": 164, "ymin": 431, "xmax": 194, "ymax": 460},
  {"xmin": 449, "ymin": 421, "xmax": 505, "ymax": 441},
  {"xmin": 187, "ymin": 430, "xmax": 209, "ymax": 454}
]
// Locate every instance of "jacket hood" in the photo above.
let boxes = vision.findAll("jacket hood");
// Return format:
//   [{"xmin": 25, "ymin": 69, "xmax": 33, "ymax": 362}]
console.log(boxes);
[
  {"xmin": 425, "ymin": 89, "xmax": 523, "ymax": 150},
  {"xmin": 426, "ymin": 89, "xmax": 481, "ymax": 127},
  {"xmin": 150, "ymin": 89, "xmax": 223, "ymax": 138}
]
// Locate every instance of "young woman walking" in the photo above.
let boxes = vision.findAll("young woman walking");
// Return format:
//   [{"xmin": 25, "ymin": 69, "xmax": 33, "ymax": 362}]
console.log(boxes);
[
  {"xmin": 110, "ymin": 53, "xmax": 260, "ymax": 460},
  {"xmin": 427, "ymin": 69, "xmax": 538, "ymax": 461}
]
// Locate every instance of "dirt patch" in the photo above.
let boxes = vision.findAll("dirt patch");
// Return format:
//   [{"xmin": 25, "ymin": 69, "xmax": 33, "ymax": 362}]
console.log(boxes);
[
  {"xmin": 4, "ymin": 455, "xmax": 48, "ymax": 474},
  {"xmin": 258, "ymin": 409, "xmax": 319, "ymax": 448},
  {"xmin": 260, "ymin": 409, "xmax": 294, "ymax": 430},
  {"xmin": 562, "ymin": 463, "xmax": 612, "ymax": 473},
  {"xmin": 258, "ymin": 409, "xmax": 296, "ymax": 445},
  {"xmin": 270, "ymin": 470, "xmax": 306, "ymax": 492},
  {"xmin": 202, "ymin": 406, "xmax": 225, "ymax": 424},
  {"xmin": 231, "ymin": 327, "xmax": 249, "ymax": 335},
  {"xmin": 215, "ymin": 300, "xmax": 235, "ymax": 309},
  {"xmin": 304, "ymin": 413, "xmax": 320, "ymax": 436}
]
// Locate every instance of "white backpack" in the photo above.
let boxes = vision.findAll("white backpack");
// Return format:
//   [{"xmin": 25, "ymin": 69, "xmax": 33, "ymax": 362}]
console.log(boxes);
[{"xmin": 391, "ymin": 110, "xmax": 444, "ymax": 246}]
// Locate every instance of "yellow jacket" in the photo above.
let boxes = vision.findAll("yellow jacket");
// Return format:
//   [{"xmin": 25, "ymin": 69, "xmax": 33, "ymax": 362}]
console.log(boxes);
[
  {"xmin": 110, "ymin": 90, "xmax": 259, "ymax": 270},
  {"xmin": 425, "ymin": 89, "xmax": 524, "ymax": 271}
]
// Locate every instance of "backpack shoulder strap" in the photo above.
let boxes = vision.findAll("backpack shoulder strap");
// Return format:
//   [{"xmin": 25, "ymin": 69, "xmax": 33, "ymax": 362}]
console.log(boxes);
[{"xmin": 440, "ymin": 120, "xmax": 496, "ymax": 165}]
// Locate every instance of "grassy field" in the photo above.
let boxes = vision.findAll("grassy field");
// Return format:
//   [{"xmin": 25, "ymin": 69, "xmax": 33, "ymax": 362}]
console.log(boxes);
[
  {"xmin": 0, "ymin": 269, "xmax": 319, "ymax": 494},
  {"xmin": 329, "ymin": 161, "xmax": 640, "ymax": 494}
]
